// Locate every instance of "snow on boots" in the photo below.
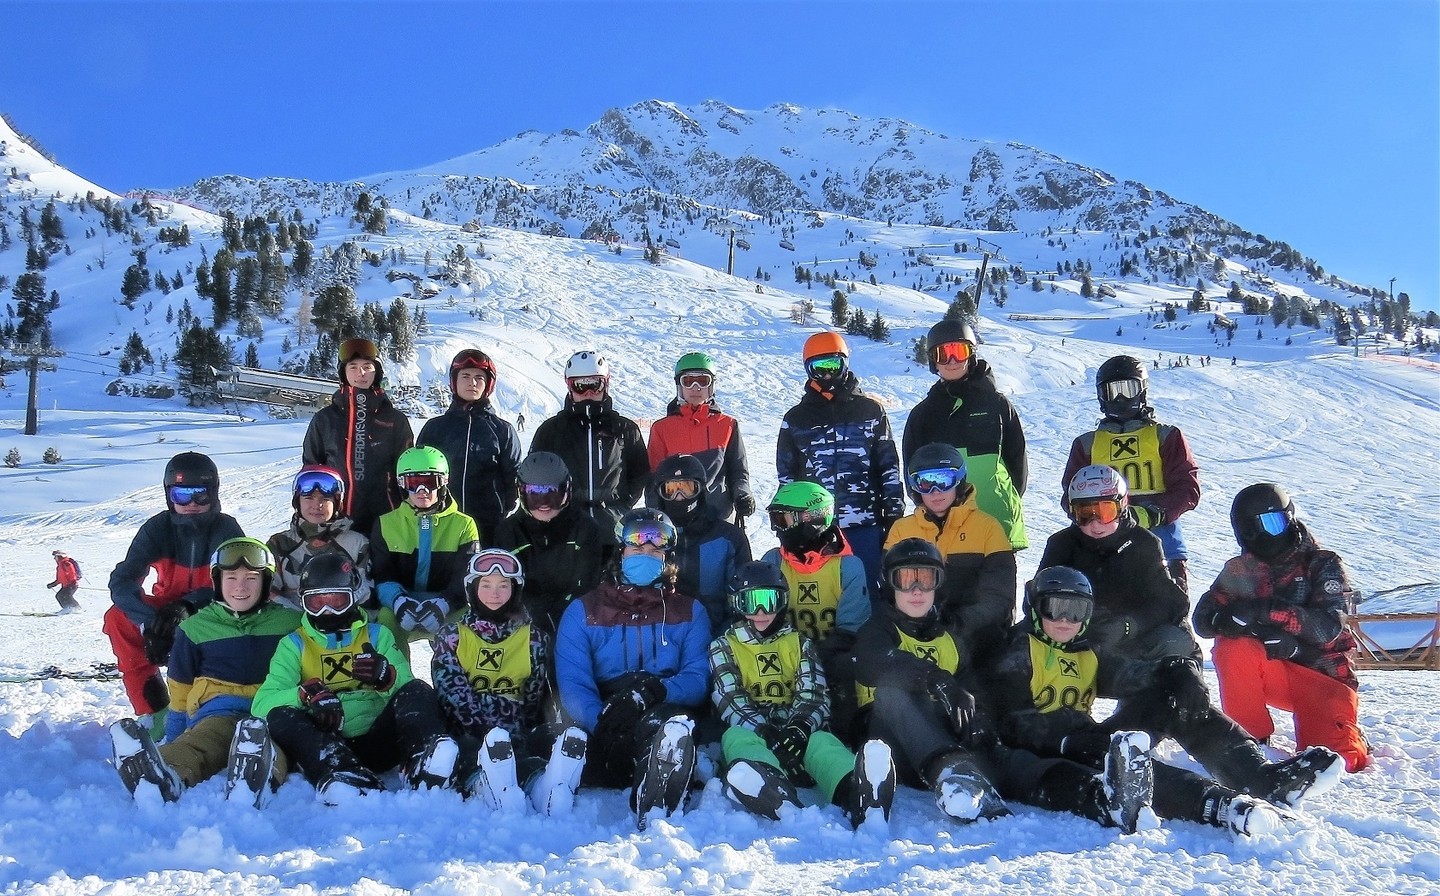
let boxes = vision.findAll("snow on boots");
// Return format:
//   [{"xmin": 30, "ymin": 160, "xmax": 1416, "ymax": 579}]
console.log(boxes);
[
  {"xmin": 633, "ymin": 715, "xmax": 697, "ymax": 831},
  {"xmin": 926, "ymin": 750, "xmax": 1009, "ymax": 823},
  {"xmin": 832, "ymin": 739, "xmax": 898, "ymax": 829},
  {"xmin": 723, "ymin": 758, "xmax": 803, "ymax": 820},
  {"xmin": 530, "ymin": 726, "xmax": 588, "ymax": 817},
  {"xmin": 224, "ymin": 717, "xmax": 279, "ymax": 808},
  {"xmin": 465, "ymin": 728, "xmax": 526, "ymax": 811},
  {"xmin": 110, "ymin": 717, "xmax": 184, "ymax": 803}
]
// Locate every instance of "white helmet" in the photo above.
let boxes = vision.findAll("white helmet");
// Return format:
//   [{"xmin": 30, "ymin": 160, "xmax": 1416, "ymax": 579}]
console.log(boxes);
[
  {"xmin": 1067, "ymin": 464, "xmax": 1128, "ymax": 504},
  {"xmin": 565, "ymin": 351, "xmax": 611, "ymax": 379}
]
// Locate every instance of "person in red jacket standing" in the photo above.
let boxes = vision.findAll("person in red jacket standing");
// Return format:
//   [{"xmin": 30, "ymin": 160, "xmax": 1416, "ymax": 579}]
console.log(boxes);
[
  {"xmin": 49, "ymin": 550, "xmax": 82, "ymax": 613},
  {"xmin": 647, "ymin": 352, "xmax": 754, "ymax": 524}
]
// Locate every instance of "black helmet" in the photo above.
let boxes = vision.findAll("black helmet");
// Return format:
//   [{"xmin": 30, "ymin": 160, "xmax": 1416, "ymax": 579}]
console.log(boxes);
[
  {"xmin": 297, "ymin": 552, "xmax": 361, "ymax": 632},
  {"xmin": 1024, "ymin": 566, "xmax": 1095, "ymax": 634},
  {"xmin": 517, "ymin": 451, "xmax": 572, "ymax": 515},
  {"xmin": 653, "ymin": 453, "xmax": 708, "ymax": 525},
  {"xmin": 1095, "ymin": 355, "xmax": 1149, "ymax": 421},
  {"xmin": 882, "ymin": 538, "xmax": 946, "ymax": 595},
  {"xmin": 1230, "ymin": 483, "xmax": 1300, "ymax": 560},
  {"xmin": 926, "ymin": 319, "xmax": 978, "ymax": 373},
  {"xmin": 727, "ymin": 560, "xmax": 790, "ymax": 619},
  {"xmin": 164, "ymin": 451, "xmax": 219, "ymax": 509}
]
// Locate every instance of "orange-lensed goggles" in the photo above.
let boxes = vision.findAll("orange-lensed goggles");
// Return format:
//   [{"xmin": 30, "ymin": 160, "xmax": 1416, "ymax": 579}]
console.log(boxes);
[
  {"xmin": 1071, "ymin": 498, "xmax": 1122, "ymax": 525},
  {"xmin": 931, "ymin": 341, "xmax": 974, "ymax": 366}
]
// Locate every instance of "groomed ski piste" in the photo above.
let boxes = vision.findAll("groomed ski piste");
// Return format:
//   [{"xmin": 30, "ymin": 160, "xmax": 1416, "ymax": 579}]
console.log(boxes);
[{"xmin": 1, "ymin": 127, "xmax": 1438, "ymax": 895}]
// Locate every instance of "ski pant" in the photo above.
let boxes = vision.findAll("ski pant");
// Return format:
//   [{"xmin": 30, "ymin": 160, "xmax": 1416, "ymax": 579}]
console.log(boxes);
[
  {"xmin": 721, "ymin": 724, "xmax": 855, "ymax": 802},
  {"xmin": 841, "ymin": 524, "xmax": 884, "ymax": 599},
  {"xmin": 55, "ymin": 584, "xmax": 79, "ymax": 610},
  {"xmin": 584, "ymin": 701, "xmax": 690, "ymax": 789},
  {"xmin": 159, "ymin": 713, "xmax": 288, "ymax": 788},
  {"xmin": 1211, "ymin": 635, "xmax": 1370, "ymax": 772},
  {"xmin": 266, "ymin": 679, "xmax": 447, "ymax": 787},
  {"xmin": 102, "ymin": 605, "xmax": 168, "ymax": 715}
]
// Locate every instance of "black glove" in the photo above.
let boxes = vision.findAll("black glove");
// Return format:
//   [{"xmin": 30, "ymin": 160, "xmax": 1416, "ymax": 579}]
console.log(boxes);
[
  {"xmin": 1133, "ymin": 504, "xmax": 1167, "ymax": 529},
  {"xmin": 143, "ymin": 601, "xmax": 194, "ymax": 666},
  {"xmin": 1153, "ymin": 657, "xmax": 1210, "ymax": 725},
  {"xmin": 610, "ymin": 671, "xmax": 667, "ymax": 710},
  {"xmin": 1259, "ymin": 627, "xmax": 1300, "ymax": 660},
  {"xmin": 927, "ymin": 673, "xmax": 976, "ymax": 736},
  {"xmin": 351, "ymin": 643, "xmax": 396, "ymax": 689},
  {"xmin": 760, "ymin": 720, "xmax": 810, "ymax": 777},
  {"xmin": 394, "ymin": 595, "xmax": 448, "ymax": 633},
  {"xmin": 734, "ymin": 494, "xmax": 757, "ymax": 519},
  {"xmin": 1087, "ymin": 614, "xmax": 1135, "ymax": 651},
  {"xmin": 298, "ymin": 678, "xmax": 345, "ymax": 731}
]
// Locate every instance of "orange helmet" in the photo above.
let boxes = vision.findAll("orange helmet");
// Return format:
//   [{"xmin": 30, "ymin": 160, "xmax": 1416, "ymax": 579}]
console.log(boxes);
[{"xmin": 803, "ymin": 332, "xmax": 849, "ymax": 362}]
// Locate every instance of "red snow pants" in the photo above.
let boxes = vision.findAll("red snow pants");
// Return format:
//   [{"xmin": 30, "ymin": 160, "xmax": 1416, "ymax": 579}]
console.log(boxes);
[
  {"xmin": 102, "ymin": 605, "xmax": 165, "ymax": 714},
  {"xmin": 1211, "ymin": 635, "xmax": 1371, "ymax": 772}
]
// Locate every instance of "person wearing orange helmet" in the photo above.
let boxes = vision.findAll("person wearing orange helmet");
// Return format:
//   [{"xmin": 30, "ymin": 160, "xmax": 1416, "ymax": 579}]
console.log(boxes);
[{"xmin": 776, "ymin": 332, "xmax": 905, "ymax": 593}]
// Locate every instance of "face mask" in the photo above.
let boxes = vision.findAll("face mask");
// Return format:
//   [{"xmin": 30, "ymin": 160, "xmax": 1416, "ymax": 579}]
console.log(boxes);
[{"xmin": 621, "ymin": 554, "xmax": 665, "ymax": 586}]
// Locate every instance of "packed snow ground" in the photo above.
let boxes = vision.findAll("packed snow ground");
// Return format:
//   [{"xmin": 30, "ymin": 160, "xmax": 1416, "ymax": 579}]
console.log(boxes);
[{"xmin": 2, "ymin": 198, "xmax": 1438, "ymax": 894}]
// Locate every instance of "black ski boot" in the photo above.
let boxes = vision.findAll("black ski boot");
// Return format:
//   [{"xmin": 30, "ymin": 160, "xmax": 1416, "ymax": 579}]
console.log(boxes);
[
  {"xmin": 225, "ymin": 717, "xmax": 279, "ymax": 808},
  {"xmin": 632, "ymin": 715, "xmax": 697, "ymax": 831},
  {"xmin": 832, "ymin": 739, "xmax": 897, "ymax": 829},
  {"xmin": 1256, "ymin": 746, "xmax": 1344, "ymax": 807},
  {"xmin": 1100, "ymin": 731, "xmax": 1154, "ymax": 834},
  {"xmin": 723, "ymin": 758, "xmax": 802, "ymax": 820},
  {"xmin": 110, "ymin": 717, "xmax": 184, "ymax": 803},
  {"xmin": 316, "ymin": 767, "xmax": 385, "ymax": 806},
  {"xmin": 1198, "ymin": 785, "xmax": 1282, "ymax": 837},
  {"xmin": 407, "ymin": 734, "xmax": 461, "ymax": 792},
  {"xmin": 925, "ymin": 750, "xmax": 1009, "ymax": 823}
]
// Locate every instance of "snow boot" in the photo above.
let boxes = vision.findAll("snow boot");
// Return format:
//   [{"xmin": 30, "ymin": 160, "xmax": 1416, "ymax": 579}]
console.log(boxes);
[
  {"xmin": 1099, "ymin": 731, "xmax": 1154, "ymax": 834},
  {"xmin": 529, "ymin": 727, "xmax": 587, "ymax": 816},
  {"xmin": 632, "ymin": 715, "xmax": 697, "ymax": 831},
  {"xmin": 926, "ymin": 750, "xmax": 1009, "ymax": 823},
  {"xmin": 466, "ymin": 728, "xmax": 527, "ymax": 811},
  {"xmin": 1257, "ymin": 746, "xmax": 1344, "ymax": 807},
  {"xmin": 723, "ymin": 759, "xmax": 802, "ymax": 820},
  {"xmin": 832, "ymin": 739, "xmax": 897, "ymax": 829},
  {"xmin": 317, "ymin": 767, "xmax": 385, "ymax": 806},
  {"xmin": 1200, "ymin": 786, "xmax": 1281, "ymax": 838},
  {"xmin": 405, "ymin": 734, "xmax": 460, "ymax": 792},
  {"xmin": 224, "ymin": 717, "xmax": 279, "ymax": 808},
  {"xmin": 110, "ymin": 717, "xmax": 184, "ymax": 803}
]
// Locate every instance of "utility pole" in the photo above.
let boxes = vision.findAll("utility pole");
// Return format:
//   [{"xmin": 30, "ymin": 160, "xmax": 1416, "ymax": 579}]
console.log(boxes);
[
  {"xmin": 1389, "ymin": 278, "xmax": 1396, "ymax": 303},
  {"xmin": 727, "ymin": 230, "xmax": 735, "ymax": 278},
  {"xmin": 24, "ymin": 355, "xmax": 38, "ymax": 435}
]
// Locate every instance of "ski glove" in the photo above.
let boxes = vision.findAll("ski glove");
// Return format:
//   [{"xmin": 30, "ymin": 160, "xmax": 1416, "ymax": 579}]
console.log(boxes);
[
  {"xmin": 298, "ymin": 678, "xmax": 345, "ymax": 731},
  {"xmin": 394, "ymin": 595, "xmax": 448, "ymax": 633},
  {"xmin": 143, "ymin": 601, "xmax": 194, "ymax": 666},
  {"xmin": 768, "ymin": 721, "xmax": 812, "ymax": 777},
  {"xmin": 927, "ymin": 673, "xmax": 976, "ymax": 736},
  {"xmin": 734, "ymin": 494, "xmax": 757, "ymax": 519},
  {"xmin": 1260, "ymin": 628, "xmax": 1301, "ymax": 660},
  {"xmin": 610, "ymin": 671, "xmax": 667, "ymax": 711},
  {"xmin": 351, "ymin": 643, "xmax": 396, "ymax": 689},
  {"xmin": 1153, "ymin": 657, "xmax": 1210, "ymax": 725},
  {"xmin": 1132, "ymin": 505, "xmax": 1166, "ymax": 529}
]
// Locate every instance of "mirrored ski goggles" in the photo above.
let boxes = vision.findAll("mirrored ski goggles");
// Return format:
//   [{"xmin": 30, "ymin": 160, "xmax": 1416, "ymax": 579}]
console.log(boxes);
[
  {"xmin": 521, "ymin": 483, "xmax": 568, "ymax": 510},
  {"xmin": 401, "ymin": 472, "xmax": 445, "ymax": 494},
  {"xmin": 620, "ymin": 520, "xmax": 677, "ymax": 549},
  {"xmin": 212, "ymin": 540, "xmax": 274, "ymax": 571},
  {"xmin": 889, "ymin": 565, "xmax": 942, "ymax": 593},
  {"xmin": 567, "ymin": 376, "xmax": 606, "ymax": 395},
  {"xmin": 658, "ymin": 478, "xmax": 702, "ymax": 502},
  {"xmin": 300, "ymin": 588, "xmax": 357, "ymax": 616},
  {"xmin": 1100, "ymin": 379, "xmax": 1144, "ymax": 401},
  {"xmin": 909, "ymin": 466, "xmax": 964, "ymax": 495},
  {"xmin": 168, "ymin": 485, "xmax": 212, "ymax": 507},
  {"xmin": 678, "ymin": 373, "xmax": 713, "ymax": 390},
  {"xmin": 931, "ymin": 341, "xmax": 974, "ymax": 366},
  {"xmin": 734, "ymin": 587, "xmax": 784, "ymax": 616},
  {"xmin": 1071, "ymin": 498, "xmax": 1122, "ymax": 526},
  {"xmin": 805, "ymin": 354, "xmax": 845, "ymax": 378},
  {"xmin": 1254, "ymin": 510, "xmax": 1294, "ymax": 537},
  {"xmin": 468, "ymin": 550, "xmax": 523, "ymax": 581},
  {"xmin": 294, "ymin": 469, "xmax": 344, "ymax": 499},
  {"xmin": 1039, "ymin": 593, "xmax": 1093, "ymax": 624},
  {"xmin": 768, "ymin": 507, "xmax": 829, "ymax": 531}
]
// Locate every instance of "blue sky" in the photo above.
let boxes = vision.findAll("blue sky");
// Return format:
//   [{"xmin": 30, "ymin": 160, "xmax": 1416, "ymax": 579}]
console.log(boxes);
[{"xmin": 3, "ymin": 0, "xmax": 1436, "ymax": 310}]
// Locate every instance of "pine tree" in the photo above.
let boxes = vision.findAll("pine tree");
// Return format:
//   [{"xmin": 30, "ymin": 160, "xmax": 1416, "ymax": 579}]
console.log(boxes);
[
  {"xmin": 13, "ymin": 272, "xmax": 51, "ymax": 347},
  {"xmin": 845, "ymin": 308, "xmax": 869, "ymax": 336},
  {"xmin": 387, "ymin": 298, "xmax": 415, "ymax": 363},
  {"xmin": 869, "ymin": 310, "xmax": 890, "ymax": 342},
  {"xmin": 312, "ymin": 284, "xmax": 358, "ymax": 345},
  {"xmin": 830, "ymin": 290, "xmax": 849, "ymax": 328},
  {"xmin": 39, "ymin": 201, "xmax": 65, "ymax": 255},
  {"xmin": 173, "ymin": 321, "xmax": 233, "ymax": 402}
]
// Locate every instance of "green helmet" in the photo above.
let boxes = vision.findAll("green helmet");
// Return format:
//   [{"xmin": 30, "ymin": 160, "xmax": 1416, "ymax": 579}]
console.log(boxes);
[
  {"xmin": 397, "ymin": 445, "xmax": 449, "ymax": 477},
  {"xmin": 768, "ymin": 480, "xmax": 835, "ymax": 529},
  {"xmin": 674, "ymin": 351, "xmax": 716, "ymax": 378}
]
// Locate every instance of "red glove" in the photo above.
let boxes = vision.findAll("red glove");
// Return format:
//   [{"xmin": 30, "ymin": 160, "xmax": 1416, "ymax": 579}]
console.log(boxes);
[{"xmin": 298, "ymin": 678, "xmax": 345, "ymax": 731}]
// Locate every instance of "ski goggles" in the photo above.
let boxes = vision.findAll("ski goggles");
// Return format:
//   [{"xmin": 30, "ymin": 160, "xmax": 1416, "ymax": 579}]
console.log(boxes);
[
  {"xmin": 620, "ymin": 519, "xmax": 677, "ymax": 549},
  {"xmin": 734, "ymin": 587, "xmax": 784, "ymax": 616},
  {"xmin": 1038, "ymin": 593, "xmax": 1093, "ymax": 624},
  {"xmin": 521, "ymin": 482, "xmax": 569, "ymax": 510},
  {"xmin": 294, "ymin": 469, "xmax": 344, "ymax": 499},
  {"xmin": 889, "ymin": 565, "xmax": 942, "ymax": 593},
  {"xmin": 212, "ymin": 539, "xmax": 274, "ymax": 572},
  {"xmin": 300, "ymin": 588, "xmax": 358, "ymax": 616},
  {"xmin": 468, "ymin": 550, "xmax": 524, "ymax": 582},
  {"xmin": 768, "ymin": 507, "xmax": 830, "ymax": 532},
  {"xmin": 931, "ymin": 341, "xmax": 974, "ymax": 366},
  {"xmin": 805, "ymin": 355, "xmax": 846, "ymax": 378},
  {"xmin": 339, "ymin": 338, "xmax": 378, "ymax": 364},
  {"xmin": 168, "ymin": 485, "xmax": 212, "ymax": 507},
  {"xmin": 908, "ymin": 466, "xmax": 964, "ymax": 495},
  {"xmin": 567, "ymin": 376, "xmax": 606, "ymax": 395},
  {"xmin": 1100, "ymin": 379, "xmax": 1144, "ymax": 401},
  {"xmin": 1071, "ymin": 498, "xmax": 1123, "ymax": 526},
  {"xmin": 678, "ymin": 373, "xmax": 713, "ymax": 390},
  {"xmin": 1253, "ymin": 510, "xmax": 1294, "ymax": 537},
  {"xmin": 451, "ymin": 352, "xmax": 491, "ymax": 374},
  {"xmin": 401, "ymin": 472, "xmax": 445, "ymax": 494},
  {"xmin": 658, "ymin": 478, "xmax": 702, "ymax": 502}
]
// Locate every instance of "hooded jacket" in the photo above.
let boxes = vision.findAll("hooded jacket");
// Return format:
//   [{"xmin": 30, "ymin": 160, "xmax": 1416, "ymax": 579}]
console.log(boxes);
[
  {"xmin": 431, "ymin": 602, "xmax": 549, "ymax": 738},
  {"xmin": 491, "ymin": 503, "xmax": 612, "ymax": 634},
  {"xmin": 302, "ymin": 373, "xmax": 414, "ymax": 537},
  {"xmin": 370, "ymin": 495, "xmax": 481, "ymax": 614},
  {"xmin": 902, "ymin": 359, "xmax": 1028, "ymax": 549},
  {"xmin": 647, "ymin": 398, "xmax": 753, "ymax": 521},
  {"xmin": 417, "ymin": 395, "xmax": 520, "ymax": 534},
  {"xmin": 530, "ymin": 394, "xmax": 650, "ymax": 532},
  {"xmin": 108, "ymin": 505, "xmax": 245, "ymax": 628},
  {"xmin": 265, "ymin": 514, "xmax": 374, "ymax": 612}
]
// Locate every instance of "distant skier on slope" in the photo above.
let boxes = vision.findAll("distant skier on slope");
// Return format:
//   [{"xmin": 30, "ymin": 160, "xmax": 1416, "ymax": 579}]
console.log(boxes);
[{"xmin": 48, "ymin": 550, "xmax": 82, "ymax": 613}]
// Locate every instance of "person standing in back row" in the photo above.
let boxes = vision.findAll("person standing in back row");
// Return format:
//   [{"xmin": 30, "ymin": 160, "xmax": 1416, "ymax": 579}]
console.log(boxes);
[
  {"xmin": 903, "ymin": 318, "xmax": 1028, "ymax": 550},
  {"xmin": 647, "ymin": 352, "xmax": 755, "ymax": 524},
  {"xmin": 303, "ymin": 338, "xmax": 415, "ymax": 538},
  {"xmin": 1061, "ymin": 355, "xmax": 1199, "ymax": 592}
]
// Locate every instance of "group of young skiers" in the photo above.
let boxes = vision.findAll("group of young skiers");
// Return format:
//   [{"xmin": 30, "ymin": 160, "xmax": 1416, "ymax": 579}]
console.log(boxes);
[{"xmin": 98, "ymin": 323, "xmax": 1369, "ymax": 836}]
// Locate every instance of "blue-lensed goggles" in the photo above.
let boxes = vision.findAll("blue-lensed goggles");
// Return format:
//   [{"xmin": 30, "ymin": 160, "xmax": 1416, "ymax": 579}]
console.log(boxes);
[
  {"xmin": 908, "ymin": 467, "xmax": 964, "ymax": 495},
  {"xmin": 294, "ymin": 469, "xmax": 344, "ymax": 498},
  {"xmin": 1255, "ymin": 510, "xmax": 1293, "ymax": 537},
  {"xmin": 168, "ymin": 485, "xmax": 211, "ymax": 507}
]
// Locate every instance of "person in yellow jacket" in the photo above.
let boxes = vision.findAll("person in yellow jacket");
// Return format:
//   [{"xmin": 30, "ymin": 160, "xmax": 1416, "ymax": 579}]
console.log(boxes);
[
  {"xmin": 251, "ymin": 553, "xmax": 458, "ymax": 806},
  {"xmin": 885, "ymin": 442, "xmax": 1017, "ymax": 669}
]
